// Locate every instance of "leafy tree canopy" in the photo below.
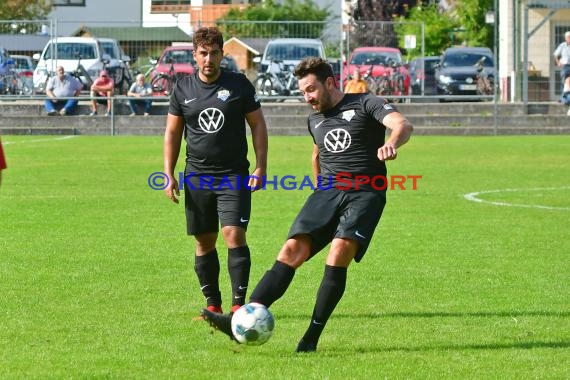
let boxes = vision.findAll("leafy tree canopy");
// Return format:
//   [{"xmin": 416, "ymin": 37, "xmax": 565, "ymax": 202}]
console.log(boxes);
[
  {"xmin": 0, "ymin": 0, "xmax": 52, "ymax": 20},
  {"xmin": 396, "ymin": 2, "xmax": 456, "ymax": 57},
  {"xmin": 218, "ymin": 0, "xmax": 330, "ymax": 39},
  {"xmin": 0, "ymin": 0, "xmax": 52, "ymax": 34}
]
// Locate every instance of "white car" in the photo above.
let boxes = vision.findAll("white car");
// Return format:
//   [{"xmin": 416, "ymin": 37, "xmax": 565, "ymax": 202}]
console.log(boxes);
[
  {"xmin": 32, "ymin": 36, "xmax": 129, "ymax": 94},
  {"xmin": 98, "ymin": 37, "xmax": 132, "ymax": 94},
  {"xmin": 255, "ymin": 38, "xmax": 326, "ymax": 74}
]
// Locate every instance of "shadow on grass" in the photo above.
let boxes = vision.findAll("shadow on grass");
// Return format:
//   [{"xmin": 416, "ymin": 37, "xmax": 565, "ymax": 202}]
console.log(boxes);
[
  {"xmin": 273, "ymin": 310, "xmax": 569, "ymax": 354},
  {"xmin": 367, "ymin": 340, "xmax": 570, "ymax": 353},
  {"xmin": 277, "ymin": 310, "xmax": 570, "ymax": 319}
]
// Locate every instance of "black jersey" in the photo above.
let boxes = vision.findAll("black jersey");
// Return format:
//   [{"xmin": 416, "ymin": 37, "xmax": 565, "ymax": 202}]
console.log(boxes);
[
  {"xmin": 308, "ymin": 93, "xmax": 398, "ymax": 191},
  {"xmin": 169, "ymin": 70, "xmax": 261, "ymax": 175}
]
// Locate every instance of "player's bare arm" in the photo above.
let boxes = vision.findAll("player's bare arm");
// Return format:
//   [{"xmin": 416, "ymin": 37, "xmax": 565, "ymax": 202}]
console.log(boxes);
[
  {"xmin": 92, "ymin": 82, "xmax": 113, "ymax": 92},
  {"xmin": 378, "ymin": 111, "xmax": 414, "ymax": 161},
  {"xmin": 163, "ymin": 113, "xmax": 184, "ymax": 203},
  {"xmin": 246, "ymin": 108, "xmax": 268, "ymax": 192}
]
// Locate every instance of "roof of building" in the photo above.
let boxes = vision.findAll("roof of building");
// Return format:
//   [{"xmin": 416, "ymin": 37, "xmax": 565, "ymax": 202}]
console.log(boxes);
[
  {"xmin": 224, "ymin": 36, "xmax": 261, "ymax": 56},
  {"xmin": 230, "ymin": 37, "xmax": 272, "ymax": 57},
  {"xmin": 71, "ymin": 25, "xmax": 191, "ymax": 42},
  {"xmin": 0, "ymin": 34, "xmax": 51, "ymax": 53}
]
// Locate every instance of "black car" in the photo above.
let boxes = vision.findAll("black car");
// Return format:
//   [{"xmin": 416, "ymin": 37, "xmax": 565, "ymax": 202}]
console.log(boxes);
[
  {"xmin": 221, "ymin": 55, "xmax": 240, "ymax": 73},
  {"xmin": 435, "ymin": 47, "xmax": 494, "ymax": 101},
  {"xmin": 409, "ymin": 56, "xmax": 440, "ymax": 95}
]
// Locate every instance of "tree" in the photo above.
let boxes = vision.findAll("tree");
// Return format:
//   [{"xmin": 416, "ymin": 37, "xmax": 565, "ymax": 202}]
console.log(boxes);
[
  {"xmin": 395, "ymin": 2, "xmax": 456, "ymax": 58},
  {"xmin": 0, "ymin": 0, "xmax": 52, "ymax": 34},
  {"xmin": 351, "ymin": 0, "xmax": 418, "ymax": 49},
  {"xmin": 451, "ymin": 0, "xmax": 494, "ymax": 48},
  {"xmin": 217, "ymin": 0, "xmax": 330, "ymax": 39}
]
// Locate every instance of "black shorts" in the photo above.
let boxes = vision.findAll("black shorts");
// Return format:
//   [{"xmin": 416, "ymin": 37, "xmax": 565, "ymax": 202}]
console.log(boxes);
[
  {"xmin": 184, "ymin": 174, "xmax": 251, "ymax": 235},
  {"xmin": 287, "ymin": 188, "xmax": 386, "ymax": 262}
]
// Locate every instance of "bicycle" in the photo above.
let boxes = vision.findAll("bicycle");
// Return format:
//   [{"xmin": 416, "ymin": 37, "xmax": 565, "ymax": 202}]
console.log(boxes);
[
  {"xmin": 361, "ymin": 58, "xmax": 390, "ymax": 96},
  {"xmin": 0, "ymin": 59, "xmax": 32, "ymax": 96},
  {"xmin": 102, "ymin": 55, "xmax": 133, "ymax": 95},
  {"xmin": 131, "ymin": 58, "xmax": 158, "ymax": 81},
  {"xmin": 253, "ymin": 59, "xmax": 299, "ymax": 99},
  {"xmin": 70, "ymin": 54, "xmax": 93, "ymax": 92},
  {"xmin": 150, "ymin": 57, "xmax": 188, "ymax": 96},
  {"xmin": 474, "ymin": 57, "xmax": 493, "ymax": 97},
  {"xmin": 386, "ymin": 58, "xmax": 406, "ymax": 102}
]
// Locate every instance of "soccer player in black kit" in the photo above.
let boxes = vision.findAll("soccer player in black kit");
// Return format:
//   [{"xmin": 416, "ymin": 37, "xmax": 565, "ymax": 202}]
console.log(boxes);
[
  {"xmin": 163, "ymin": 27, "xmax": 268, "ymax": 316},
  {"xmin": 202, "ymin": 57, "xmax": 413, "ymax": 352}
]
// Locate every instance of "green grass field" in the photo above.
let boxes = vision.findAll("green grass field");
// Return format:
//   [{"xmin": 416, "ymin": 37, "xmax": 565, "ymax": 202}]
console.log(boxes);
[{"xmin": 1, "ymin": 135, "xmax": 568, "ymax": 379}]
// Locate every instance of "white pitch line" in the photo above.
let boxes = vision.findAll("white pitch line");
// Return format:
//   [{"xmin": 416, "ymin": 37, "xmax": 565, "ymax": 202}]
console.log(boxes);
[
  {"xmin": 464, "ymin": 187, "xmax": 570, "ymax": 211},
  {"xmin": 2, "ymin": 135, "xmax": 77, "ymax": 145}
]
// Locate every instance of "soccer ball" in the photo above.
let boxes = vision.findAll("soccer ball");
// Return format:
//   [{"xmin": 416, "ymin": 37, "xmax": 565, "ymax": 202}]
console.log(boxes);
[{"xmin": 231, "ymin": 302, "xmax": 275, "ymax": 345}]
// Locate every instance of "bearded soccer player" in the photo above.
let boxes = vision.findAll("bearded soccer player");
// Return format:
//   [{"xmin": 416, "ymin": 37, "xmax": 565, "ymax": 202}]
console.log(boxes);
[
  {"xmin": 201, "ymin": 57, "xmax": 413, "ymax": 352},
  {"xmin": 163, "ymin": 27, "xmax": 268, "ymax": 316}
]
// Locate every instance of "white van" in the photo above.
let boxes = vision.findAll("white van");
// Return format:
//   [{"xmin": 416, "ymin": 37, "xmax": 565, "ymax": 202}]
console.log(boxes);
[
  {"xmin": 256, "ymin": 38, "xmax": 326, "ymax": 74},
  {"xmin": 32, "ymin": 37, "xmax": 129, "ymax": 94}
]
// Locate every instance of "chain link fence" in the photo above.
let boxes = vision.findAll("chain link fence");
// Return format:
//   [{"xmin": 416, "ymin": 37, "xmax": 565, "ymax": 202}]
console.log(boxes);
[{"xmin": 0, "ymin": 18, "xmax": 565, "ymax": 103}]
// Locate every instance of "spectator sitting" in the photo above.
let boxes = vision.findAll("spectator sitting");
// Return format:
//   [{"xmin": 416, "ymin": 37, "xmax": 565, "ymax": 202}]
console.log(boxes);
[
  {"xmin": 44, "ymin": 66, "xmax": 83, "ymax": 116},
  {"xmin": 127, "ymin": 74, "xmax": 152, "ymax": 116},
  {"xmin": 90, "ymin": 70, "xmax": 114, "ymax": 116},
  {"xmin": 562, "ymin": 75, "xmax": 570, "ymax": 116},
  {"xmin": 344, "ymin": 69, "xmax": 368, "ymax": 94}
]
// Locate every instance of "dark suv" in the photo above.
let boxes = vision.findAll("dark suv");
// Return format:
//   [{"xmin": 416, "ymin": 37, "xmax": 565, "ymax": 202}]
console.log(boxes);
[
  {"xmin": 409, "ymin": 56, "xmax": 440, "ymax": 95},
  {"xmin": 435, "ymin": 47, "xmax": 494, "ymax": 101}
]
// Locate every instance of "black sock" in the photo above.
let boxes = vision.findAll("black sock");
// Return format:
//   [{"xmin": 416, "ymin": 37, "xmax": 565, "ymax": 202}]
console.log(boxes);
[
  {"xmin": 301, "ymin": 265, "xmax": 347, "ymax": 344},
  {"xmin": 194, "ymin": 249, "xmax": 221, "ymax": 307},
  {"xmin": 249, "ymin": 260, "xmax": 295, "ymax": 308},
  {"xmin": 228, "ymin": 246, "xmax": 251, "ymax": 307}
]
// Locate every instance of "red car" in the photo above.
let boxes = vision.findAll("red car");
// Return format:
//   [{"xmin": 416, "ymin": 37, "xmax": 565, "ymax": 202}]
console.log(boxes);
[
  {"xmin": 342, "ymin": 47, "xmax": 411, "ymax": 97},
  {"xmin": 151, "ymin": 45, "xmax": 197, "ymax": 95}
]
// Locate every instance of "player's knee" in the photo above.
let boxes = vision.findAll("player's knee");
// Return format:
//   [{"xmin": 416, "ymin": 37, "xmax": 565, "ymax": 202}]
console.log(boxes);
[
  {"xmin": 277, "ymin": 237, "xmax": 310, "ymax": 268},
  {"xmin": 326, "ymin": 239, "xmax": 358, "ymax": 267},
  {"xmin": 221, "ymin": 226, "xmax": 246, "ymax": 247},
  {"xmin": 194, "ymin": 232, "xmax": 218, "ymax": 253}
]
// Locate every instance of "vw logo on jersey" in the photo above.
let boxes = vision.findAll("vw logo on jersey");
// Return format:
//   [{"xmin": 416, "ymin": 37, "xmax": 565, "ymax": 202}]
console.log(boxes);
[
  {"xmin": 198, "ymin": 107, "xmax": 225, "ymax": 133},
  {"xmin": 324, "ymin": 128, "xmax": 352, "ymax": 153},
  {"xmin": 217, "ymin": 90, "xmax": 230, "ymax": 101}
]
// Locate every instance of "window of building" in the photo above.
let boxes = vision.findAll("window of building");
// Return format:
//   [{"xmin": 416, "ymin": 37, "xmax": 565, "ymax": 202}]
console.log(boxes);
[
  {"xmin": 151, "ymin": 0, "xmax": 191, "ymax": 5},
  {"xmin": 53, "ymin": 0, "xmax": 86, "ymax": 5}
]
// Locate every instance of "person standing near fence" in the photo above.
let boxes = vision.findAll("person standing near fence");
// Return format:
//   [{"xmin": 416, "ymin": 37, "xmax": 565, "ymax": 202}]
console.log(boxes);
[
  {"xmin": 344, "ymin": 69, "xmax": 368, "ymax": 94},
  {"xmin": 163, "ymin": 26, "xmax": 268, "ymax": 317},
  {"xmin": 553, "ymin": 31, "xmax": 570, "ymax": 95}
]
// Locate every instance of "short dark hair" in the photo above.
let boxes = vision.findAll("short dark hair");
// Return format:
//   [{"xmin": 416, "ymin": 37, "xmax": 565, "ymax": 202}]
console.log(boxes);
[
  {"xmin": 293, "ymin": 57, "xmax": 334, "ymax": 84},
  {"xmin": 193, "ymin": 27, "xmax": 224, "ymax": 50}
]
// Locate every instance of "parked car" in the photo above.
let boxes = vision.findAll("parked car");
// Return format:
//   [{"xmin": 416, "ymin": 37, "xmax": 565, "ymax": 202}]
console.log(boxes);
[
  {"xmin": 409, "ymin": 56, "xmax": 439, "ymax": 96},
  {"xmin": 9, "ymin": 54, "xmax": 35, "ymax": 93},
  {"xmin": 435, "ymin": 47, "xmax": 495, "ymax": 101},
  {"xmin": 0, "ymin": 46, "xmax": 14, "ymax": 94},
  {"xmin": 342, "ymin": 46, "xmax": 411, "ymax": 97},
  {"xmin": 152, "ymin": 45, "xmax": 196, "ymax": 81},
  {"xmin": 97, "ymin": 37, "xmax": 132, "ymax": 94},
  {"xmin": 328, "ymin": 58, "xmax": 342, "ymax": 88},
  {"xmin": 221, "ymin": 55, "xmax": 240, "ymax": 73},
  {"xmin": 32, "ymin": 37, "xmax": 122, "ymax": 94},
  {"xmin": 256, "ymin": 38, "xmax": 326, "ymax": 74}
]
